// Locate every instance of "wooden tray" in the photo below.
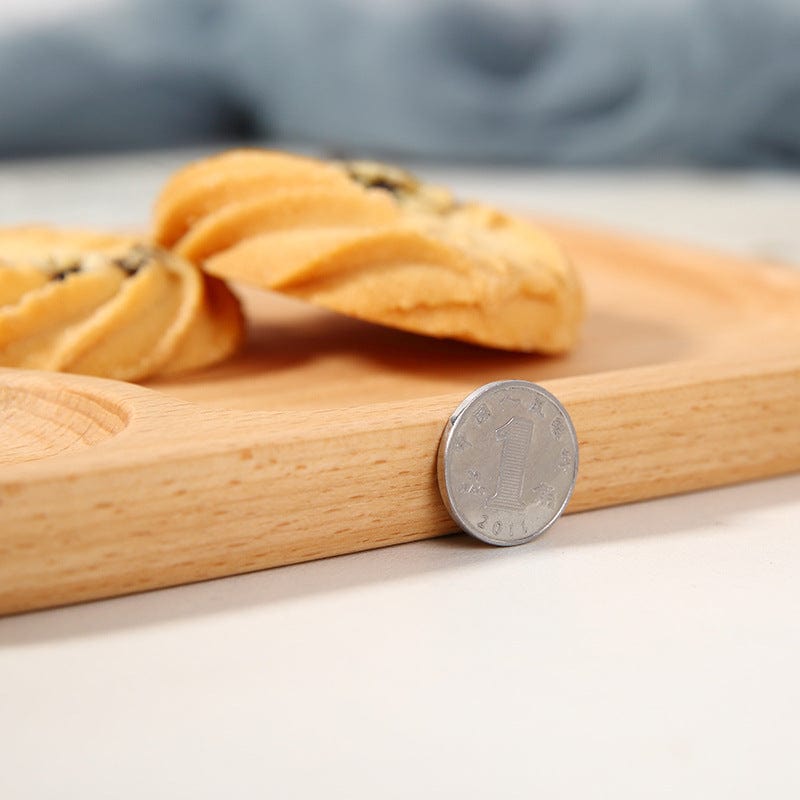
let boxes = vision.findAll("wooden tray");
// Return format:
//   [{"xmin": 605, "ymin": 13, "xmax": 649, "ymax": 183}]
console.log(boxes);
[{"xmin": 2, "ymin": 220, "xmax": 799, "ymax": 615}]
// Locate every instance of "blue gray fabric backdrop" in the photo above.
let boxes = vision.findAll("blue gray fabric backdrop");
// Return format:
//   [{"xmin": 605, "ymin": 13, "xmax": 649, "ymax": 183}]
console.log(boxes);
[{"xmin": 0, "ymin": 0, "xmax": 798, "ymax": 165}]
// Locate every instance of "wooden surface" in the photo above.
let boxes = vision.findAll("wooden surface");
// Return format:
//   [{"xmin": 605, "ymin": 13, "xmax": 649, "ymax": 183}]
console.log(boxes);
[{"xmin": 1, "ymin": 220, "xmax": 799, "ymax": 615}]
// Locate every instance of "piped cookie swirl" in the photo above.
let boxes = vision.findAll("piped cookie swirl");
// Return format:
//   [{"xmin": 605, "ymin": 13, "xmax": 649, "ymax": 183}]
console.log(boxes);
[
  {"xmin": 154, "ymin": 149, "xmax": 583, "ymax": 354},
  {"xmin": 0, "ymin": 227, "xmax": 244, "ymax": 381}
]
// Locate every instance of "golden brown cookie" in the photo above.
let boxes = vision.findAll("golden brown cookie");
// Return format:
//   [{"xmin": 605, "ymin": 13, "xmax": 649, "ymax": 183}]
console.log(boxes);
[
  {"xmin": 154, "ymin": 150, "xmax": 583, "ymax": 353},
  {"xmin": 0, "ymin": 227, "xmax": 244, "ymax": 381}
]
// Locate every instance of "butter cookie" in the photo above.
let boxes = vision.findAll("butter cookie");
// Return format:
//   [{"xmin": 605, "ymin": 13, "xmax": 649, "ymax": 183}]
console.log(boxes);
[{"xmin": 155, "ymin": 150, "xmax": 583, "ymax": 353}]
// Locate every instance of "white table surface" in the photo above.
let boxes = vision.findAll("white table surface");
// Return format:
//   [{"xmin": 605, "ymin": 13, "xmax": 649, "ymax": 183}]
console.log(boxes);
[{"xmin": 1, "ymin": 149, "xmax": 799, "ymax": 799}]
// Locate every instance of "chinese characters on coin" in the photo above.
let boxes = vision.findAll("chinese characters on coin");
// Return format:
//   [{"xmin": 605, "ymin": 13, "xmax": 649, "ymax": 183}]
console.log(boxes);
[{"xmin": 437, "ymin": 381, "xmax": 579, "ymax": 546}]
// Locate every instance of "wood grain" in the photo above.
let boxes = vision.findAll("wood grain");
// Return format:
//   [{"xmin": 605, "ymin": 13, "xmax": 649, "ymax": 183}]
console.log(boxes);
[{"xmin": 1, "ymin": 221, "xmax": 799, "ymax": 615}]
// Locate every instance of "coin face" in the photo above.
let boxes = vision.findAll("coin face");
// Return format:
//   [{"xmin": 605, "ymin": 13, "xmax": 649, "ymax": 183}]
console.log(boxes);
[{"xmin": 437, "ymin": 380, "xmax": 579, "ymax": 546}]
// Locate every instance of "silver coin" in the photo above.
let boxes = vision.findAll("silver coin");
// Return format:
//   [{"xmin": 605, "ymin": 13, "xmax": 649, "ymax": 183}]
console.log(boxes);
[{"xmin": 437, "ymin": 380, "xmax": 579, "ymax": 546}]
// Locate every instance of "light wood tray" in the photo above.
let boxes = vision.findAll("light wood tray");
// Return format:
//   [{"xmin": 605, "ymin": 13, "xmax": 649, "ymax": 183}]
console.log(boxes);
[{"xmin": 2, "ymin": 220, "xmax": 799, "ymax": 615}]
